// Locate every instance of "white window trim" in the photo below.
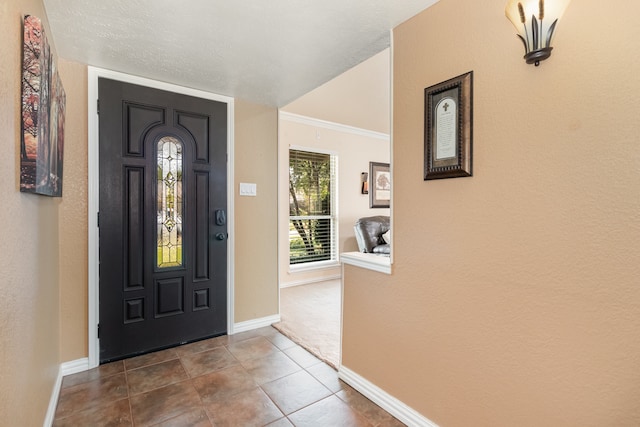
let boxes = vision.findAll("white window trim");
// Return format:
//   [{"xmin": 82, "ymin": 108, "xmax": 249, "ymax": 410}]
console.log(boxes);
[{"xmin": 287, "ymin": 146, "xmax": 339, "ymax": 267}]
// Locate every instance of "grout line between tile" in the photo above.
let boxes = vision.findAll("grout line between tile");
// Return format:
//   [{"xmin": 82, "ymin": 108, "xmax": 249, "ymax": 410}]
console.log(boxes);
[{"xmin": 55, "ymin": 328, "xmax": 399, "ymax": 427}]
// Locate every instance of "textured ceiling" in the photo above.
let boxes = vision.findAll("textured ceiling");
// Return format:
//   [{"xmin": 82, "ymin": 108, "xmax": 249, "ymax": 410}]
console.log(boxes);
[
  {"xmin": 282, "ymin": 49, "xmax": 391, "ymax": 134},
  {"xmin": 43, "ymin": 0, "xmax": 439, "ymax": 106}
]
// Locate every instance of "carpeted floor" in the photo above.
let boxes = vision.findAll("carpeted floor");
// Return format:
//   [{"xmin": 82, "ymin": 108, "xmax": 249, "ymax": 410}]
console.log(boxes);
[{"xmin": 272, "ymin": 280, "xmax": 341, "ymax": 369}]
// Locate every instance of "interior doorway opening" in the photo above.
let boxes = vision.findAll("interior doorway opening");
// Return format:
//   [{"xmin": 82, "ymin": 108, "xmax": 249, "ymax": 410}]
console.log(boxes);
[{"xmin": 274, "ymin": 48, "xmax": 391, "ymax": 368}]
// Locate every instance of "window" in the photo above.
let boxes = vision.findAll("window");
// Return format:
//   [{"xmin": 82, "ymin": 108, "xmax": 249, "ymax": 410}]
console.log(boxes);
[
  {"xmin": 156, "ymin": 136, "xmax": 184, "ymax": 268},
  {"xmin": 289, "ymin": 149, "xmax": 337, "ymax": 265}
]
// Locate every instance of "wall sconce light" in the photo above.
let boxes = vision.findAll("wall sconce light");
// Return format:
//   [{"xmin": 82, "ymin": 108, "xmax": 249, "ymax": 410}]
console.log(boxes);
[
  {"xmin": 361, "ymin": 172, "xmax": 369, "ymax": 194},
  {"xmin": 505, "ymin": 0, "xmax": 571, "ymax": 66}
]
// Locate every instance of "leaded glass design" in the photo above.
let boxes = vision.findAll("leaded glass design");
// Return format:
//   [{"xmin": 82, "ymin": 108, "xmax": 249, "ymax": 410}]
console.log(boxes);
[{"xmin": 157, "ymin": 136, "xmax": 183, "ymax": 268}]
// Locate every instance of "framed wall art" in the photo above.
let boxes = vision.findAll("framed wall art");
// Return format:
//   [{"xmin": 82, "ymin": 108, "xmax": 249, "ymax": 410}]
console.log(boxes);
[
  {"xmin": 424, "ymin": 71, "xmax": 472, "ymax": 180},
  {"xmin": 20, "ymin": 15, "xmax": 66, "ymax": 197},
  {"xmin": 369, "ymin": 162, "xmax": 390, "ymax": 208}
]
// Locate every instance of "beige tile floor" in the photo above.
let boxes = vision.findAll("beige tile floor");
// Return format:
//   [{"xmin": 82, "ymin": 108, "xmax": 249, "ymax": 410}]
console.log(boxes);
[{"xmin": 53, "ymin": 326, "xmax": 405, "ymax": 427}]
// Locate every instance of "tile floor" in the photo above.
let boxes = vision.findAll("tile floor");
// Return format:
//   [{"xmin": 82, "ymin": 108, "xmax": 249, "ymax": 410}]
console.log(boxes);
[{"xmin": 53, "ymin": 326, "xmax": 405, "ymax": 427}]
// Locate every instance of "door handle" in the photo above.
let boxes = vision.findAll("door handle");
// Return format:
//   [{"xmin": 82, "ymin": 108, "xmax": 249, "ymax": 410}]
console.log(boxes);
[
  {"xmin": 215, "ymin": 233, "xmax": 226, "ymax": 241},
  {"xmin": 215, "ymin": 209, "xmax": 226, "ymax": 226}
]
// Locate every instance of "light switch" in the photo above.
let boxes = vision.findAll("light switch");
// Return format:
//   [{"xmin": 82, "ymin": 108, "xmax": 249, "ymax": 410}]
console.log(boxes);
[{"xmin": 239, "ymin": 182, "xmax": 257, "ymax": 196}]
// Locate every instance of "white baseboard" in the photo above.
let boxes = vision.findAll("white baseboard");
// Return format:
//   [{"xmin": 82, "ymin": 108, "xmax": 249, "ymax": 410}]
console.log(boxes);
[
  {"xmin": 61, "ymin": 357, "xmax": 90, "ymax": 376},
  {"xmin": 233, "ymin": 314, "xmax": 281, "ymax": 334},
  {"xmin": 43, "ymin": 365, "xmax": 63, "ymax": 427},
  {"xmin": 43, "ymin": 358, "xmax": 91, "ymax": 427},
  {"xmin": 338, "ymin": 366, "xmax": 439, "ymax": 427},
  {"xmin": 280, "ymin": 274, "xmax": 342, "ymax": 288}
]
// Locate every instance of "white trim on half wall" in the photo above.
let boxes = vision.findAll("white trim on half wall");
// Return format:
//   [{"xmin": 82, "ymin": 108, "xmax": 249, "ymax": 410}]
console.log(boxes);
[{"xmin": 87, "ymin": 66, "xmax": 236, "ymax": 369}]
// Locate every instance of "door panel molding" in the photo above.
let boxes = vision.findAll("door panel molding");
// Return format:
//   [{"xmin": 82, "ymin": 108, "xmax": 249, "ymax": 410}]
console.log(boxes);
[
  {"xmin": 124, "ymin": 166, "xmax": 145, "ymax": 290},
  {"xmin": 88, "ymin": 66, "xmax": 235, "ymax": 368}
]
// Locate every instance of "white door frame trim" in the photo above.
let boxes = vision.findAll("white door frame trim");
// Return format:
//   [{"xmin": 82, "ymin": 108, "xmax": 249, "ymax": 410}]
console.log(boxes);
[{"xmin": 87, "ymin": 67, "xmax": 235, "ymax": 368}]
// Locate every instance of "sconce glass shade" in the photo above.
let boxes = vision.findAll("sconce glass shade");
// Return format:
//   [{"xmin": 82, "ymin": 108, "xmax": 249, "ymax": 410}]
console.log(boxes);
[{"xmin": 505, "ymin": 0, "xmax": 571, "ymax": 65}]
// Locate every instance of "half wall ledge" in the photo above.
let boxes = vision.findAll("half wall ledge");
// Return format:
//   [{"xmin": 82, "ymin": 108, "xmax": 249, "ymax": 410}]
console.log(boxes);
[{"xmin": 340, "ymin": 252, "xmax": 391, "ymax": 275}]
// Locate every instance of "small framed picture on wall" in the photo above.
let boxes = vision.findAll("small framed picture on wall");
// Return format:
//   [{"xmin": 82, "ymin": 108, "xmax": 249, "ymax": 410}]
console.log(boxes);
[
  {"xmin": 424, "ymin": 71, "xmax": 473, "ymax": 180},
  {"xmin": 369, "ymin": 162, "xmax": 390, "ymax": 208}
]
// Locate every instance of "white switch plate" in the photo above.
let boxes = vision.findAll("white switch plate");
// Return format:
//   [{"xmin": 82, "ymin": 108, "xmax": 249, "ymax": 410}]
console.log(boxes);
[{"xmin": 239, "ymin": 182, "xmax": 257, "ymax": 196}]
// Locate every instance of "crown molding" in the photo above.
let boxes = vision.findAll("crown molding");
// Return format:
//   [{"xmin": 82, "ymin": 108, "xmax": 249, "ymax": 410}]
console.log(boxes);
[{"xmin": 279, "ymin": 111, "xmax": 389, "ymax": 141}]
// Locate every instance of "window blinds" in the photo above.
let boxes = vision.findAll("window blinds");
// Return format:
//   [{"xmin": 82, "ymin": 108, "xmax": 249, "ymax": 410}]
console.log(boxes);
[{"xmin": 288, "ymin": 149, "xmax": 337, "ymax": 265}]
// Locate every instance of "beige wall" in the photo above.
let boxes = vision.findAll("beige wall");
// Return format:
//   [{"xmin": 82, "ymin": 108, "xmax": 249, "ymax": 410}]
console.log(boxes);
[
  {"xmin": 58, "ymin": 58, "xmax": 88, "ymax": 361},
  {"xmin": 279, "ymin": 118, "xmax": 390, "ymax": 286},
  {"xmin": 0, "ymin": 0, "xmax": 61, "ymax": 424},
  {"xmin": 342, "ymin": 0, "xmax": 640, "ymax": 426},
  {"xmin": 234, "ymin": 99, "xmax": 280, "ymax": 322}
]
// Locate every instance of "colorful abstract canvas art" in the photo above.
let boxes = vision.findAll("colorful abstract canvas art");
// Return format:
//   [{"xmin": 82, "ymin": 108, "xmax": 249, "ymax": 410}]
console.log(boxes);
[{"xmin": 21, "ymin": 15, "xmax": 66, "ymax": 197}]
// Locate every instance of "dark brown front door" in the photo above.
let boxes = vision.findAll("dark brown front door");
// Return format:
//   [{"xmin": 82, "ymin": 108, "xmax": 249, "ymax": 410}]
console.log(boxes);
[{"xmin": 98, "ymin": 78, "xmax": 227, "ymax": 363}]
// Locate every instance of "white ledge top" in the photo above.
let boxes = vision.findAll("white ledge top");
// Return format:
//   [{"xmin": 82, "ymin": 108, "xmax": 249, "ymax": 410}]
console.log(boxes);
[{"xmin": 340, "ymin": 252, "xmax": 391, "ymax": 275}]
